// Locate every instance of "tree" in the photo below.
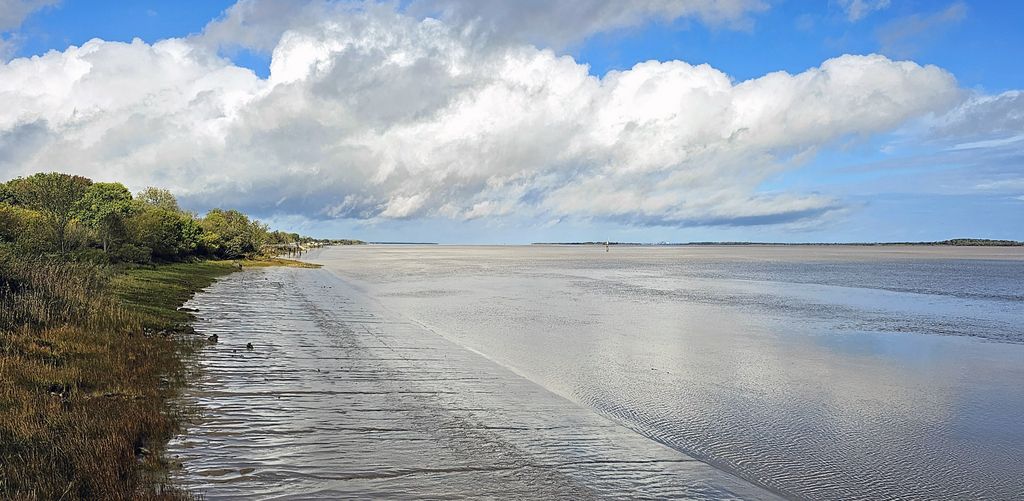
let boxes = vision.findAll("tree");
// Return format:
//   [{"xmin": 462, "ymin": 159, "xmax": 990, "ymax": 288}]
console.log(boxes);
[
  {"xmin": 179, "ymin": 216, "xmax": 204, "ymax": 256},
  {"xmin": 8, "ymin": 173, "xmax": 92, "ymax": 252},
  {"xmin": 136, "ymin": 187, "xmax": 180, "ymax": 213},
  {"xmin": 76, "ymin": 182, "xmax": 134, "ymax": 253},
  {"xmin": 129, "ymin": 208, "xmax": 186, "ymax": 260},
  {"xmin": 0, "ymin": 203, "xmax": 53, "ymax": 253},
  {"xmin": 0, "ymin": 182, "xmax": 15, "ymax": 204},
  {"xmin": 200, "ymin": 209, "xmax": 267, "ymax": 258}
]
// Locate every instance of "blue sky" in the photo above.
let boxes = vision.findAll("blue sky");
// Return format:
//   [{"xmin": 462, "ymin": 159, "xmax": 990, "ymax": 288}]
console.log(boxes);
[
  {"xmin": 13, "ymin": 1, "xmax": 1023, "ymax": 90},
  {"xmin": 1, "ymin": 1, "xmax": 1021, "ymax": 243}
]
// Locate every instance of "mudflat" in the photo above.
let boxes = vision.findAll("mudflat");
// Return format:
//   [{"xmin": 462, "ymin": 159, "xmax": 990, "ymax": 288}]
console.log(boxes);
[
  {"xmin": 169, "ymin": 266, "xmax": 777, "ymax": 499},
  {"xmin": 172, "ymin": 245, "xmax": 1024, "ymax": 499},
  {"xmin": 307, "ymin": 245, "xmax": 1024, "ymax": 499}
]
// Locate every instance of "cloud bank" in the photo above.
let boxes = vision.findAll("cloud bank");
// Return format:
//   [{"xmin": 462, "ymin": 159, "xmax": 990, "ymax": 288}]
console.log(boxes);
[
  {"xmin": 200, "ymin": 0, "xmax": 770, "ymax": 54},
  {"xmin": 0, "ymin": 2, "xmax": 964, "ymax": 228}
]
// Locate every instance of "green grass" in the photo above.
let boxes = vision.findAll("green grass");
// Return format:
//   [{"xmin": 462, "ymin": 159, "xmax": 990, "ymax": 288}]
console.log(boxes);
[
  {"xmin": 113, "ymin": 261, "xmax": 240, "ymax": 330},
  {"xmin": 113, "ymin": 257, "xmax": 318, "ymax": 329}
]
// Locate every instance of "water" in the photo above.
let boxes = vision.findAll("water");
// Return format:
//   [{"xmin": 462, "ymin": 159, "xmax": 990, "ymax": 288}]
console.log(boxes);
[
  {"xmin": 169, "ymin": 266, "xmax": 776, "ymax": 499},
  {"xmin": 172, "ymin": 245, "xmax": 1024, "ymax": 499}
]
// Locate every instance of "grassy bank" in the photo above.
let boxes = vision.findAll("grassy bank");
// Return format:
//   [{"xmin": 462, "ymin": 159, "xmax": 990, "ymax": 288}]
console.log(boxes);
[{"xmin": 0, "ymin": 257, "xmax": 297, "ymax": 499}]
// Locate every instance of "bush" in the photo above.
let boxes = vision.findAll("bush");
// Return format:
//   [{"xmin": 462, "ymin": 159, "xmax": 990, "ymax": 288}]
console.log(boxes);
[
  {"xmin": 0, "ymin": 203, "xmax": 56, "ymax": 254},
  {"xmin": 69, "ymin": 247, "xmax": 111, "ymax": 265},
  {"xmin": 111, "ymin": 243, "xmax": 152, "ymax": 264}
]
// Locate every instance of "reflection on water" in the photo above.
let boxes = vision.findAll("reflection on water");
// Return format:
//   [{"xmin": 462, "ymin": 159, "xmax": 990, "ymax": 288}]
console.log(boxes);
[
  {"xmin": 304, "ymin": 245, "xmax": 1024, "ymax": 500},
  {"xmin": 169, "ymin": 267, "xmax": 776, "ymax": 499}
]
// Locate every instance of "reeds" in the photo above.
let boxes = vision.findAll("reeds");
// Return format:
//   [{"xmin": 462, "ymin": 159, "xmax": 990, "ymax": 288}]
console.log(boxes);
[
  {"xmin": 0, "ymin": 252, "xmax": 236, "ymax": 499},
  {"xmin": 1, "ymin": 253, "xmax": 136, "ymax": 333}
]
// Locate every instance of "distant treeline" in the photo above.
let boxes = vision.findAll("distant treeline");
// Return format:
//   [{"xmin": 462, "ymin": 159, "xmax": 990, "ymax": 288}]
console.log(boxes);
[
  {"xmin": 0, "ymin": 172, "xmax": 358, "ymax": 264},
  {"xmin": 532, "ymin": 242, "xmax": 643, "ymax": 245},
  {"xmin": 367, "ymin": 241, "xmax": 438, "ymax": 245},
  {"xmin": 534, "ymin": 239, "xmax": 1023, "ymax": 247},
  {"xmin": 938, "ymin": 239, "xmax": 1023, "ymax": 246}
]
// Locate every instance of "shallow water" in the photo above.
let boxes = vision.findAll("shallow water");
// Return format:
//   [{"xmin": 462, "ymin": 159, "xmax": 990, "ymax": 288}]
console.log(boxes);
[
  {"xmin": 298, "ymin": 245, "xmax": 1024, "ymax": 500},
  {"xmin": 169, "ymin": 266, "xmax": 776, "ymax": 499}
]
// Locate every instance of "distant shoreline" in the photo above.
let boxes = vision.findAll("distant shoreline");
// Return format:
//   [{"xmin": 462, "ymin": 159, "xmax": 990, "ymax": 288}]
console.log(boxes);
[
  {"xmin": 367, "ymin": 241, "xmax": 440, "ymax": 245},
  {"xmin": 531, "ymin": 239, "xmax": 1023, "ymax": 247}
]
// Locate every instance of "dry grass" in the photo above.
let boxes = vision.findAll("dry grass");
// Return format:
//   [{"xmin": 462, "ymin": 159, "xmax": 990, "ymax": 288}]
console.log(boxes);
[{"xmin": 1, "ymin": 254, "xmax": 239, "ymax": 499}]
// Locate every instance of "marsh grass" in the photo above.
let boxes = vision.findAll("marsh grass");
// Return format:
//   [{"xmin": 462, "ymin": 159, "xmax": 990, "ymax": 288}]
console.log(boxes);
[{"xmin": 0, "ymin": 253, "xmax": 242, "ymax": 499}]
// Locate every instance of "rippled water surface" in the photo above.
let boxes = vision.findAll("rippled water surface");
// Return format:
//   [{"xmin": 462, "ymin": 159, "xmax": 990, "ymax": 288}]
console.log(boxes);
[
  {"xmin": 169, "ymin": 265, "xmax": 775, "ymax": 499},
  {"xmin": 297, "ymin": 245, "xmax": 1024, "ymax": 500}
]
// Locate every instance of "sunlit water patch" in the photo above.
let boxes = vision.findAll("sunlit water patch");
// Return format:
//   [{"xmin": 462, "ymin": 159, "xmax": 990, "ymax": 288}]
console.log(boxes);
[
  {"xmin": 305, "ymin": 245, "xmax": 1024, "ymax": 500},
  {"xmin": 168, "ymin": 267, "xmax": 776, "ymax": 499}
]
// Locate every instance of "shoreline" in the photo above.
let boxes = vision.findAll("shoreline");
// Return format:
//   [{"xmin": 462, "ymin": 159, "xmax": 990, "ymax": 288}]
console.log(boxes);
[
  {"xmin": 1, "ymin": 259, "xmax": 239, "ymax": 499},
  {"xmin": 312, "ymin": 259, "xmax": 798, "ymax": 499},
  {"xmin": 168, "ymin": 265, "xmax": 781, "ymax": 499},
  {"xmin": 299, "ymin": 245, "xmax": 1024, "ymax": 499},
  {"xmin": 531, "ymin": 239, "xmax": 1024, "ymax": 247},
  {"xmin": 0, "ymin": 257, "xmax": 314, "ymax": 499}
]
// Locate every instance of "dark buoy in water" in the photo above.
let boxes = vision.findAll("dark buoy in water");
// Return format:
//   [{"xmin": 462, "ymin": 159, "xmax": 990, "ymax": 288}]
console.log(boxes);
[
  {"xmin": 246, "ymin": 342, "xmax": 254, "ymax": 351},
  {"xmin": 207, "ymin": 334, "xmax": 219, "ymax": 343}
]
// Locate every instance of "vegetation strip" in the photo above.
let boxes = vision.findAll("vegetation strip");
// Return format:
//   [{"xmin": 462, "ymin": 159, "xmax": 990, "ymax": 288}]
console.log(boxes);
[
  {"xmin": 0, "ymin": 171, "xmax": 331, "ymax": 499},
  {"xmin": 2, "ymin": 259, "xmax": 233, "ymax": 499}
]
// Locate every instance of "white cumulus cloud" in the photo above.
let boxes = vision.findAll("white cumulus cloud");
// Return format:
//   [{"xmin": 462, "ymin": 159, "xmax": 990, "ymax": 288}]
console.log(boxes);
[
  {"xmin": 0, "ymin": 4, "xmax": 963, "ymax": 228},
  {"xmin": 407, "ymin": 0, "xmax": 769, "ymax": 47},
  {"xmin": 198, "ymin": 0, "xmax": 770, "ymax": 54}
]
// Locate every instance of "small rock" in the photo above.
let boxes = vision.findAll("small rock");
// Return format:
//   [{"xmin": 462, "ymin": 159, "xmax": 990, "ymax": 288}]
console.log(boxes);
[
  {"xmin": 246, "ymin": 342, "xmax": 254, "ymax": 351},
  {"xmin": 207, "ymin": 334, "xmax": 219, "ymax": 343}
]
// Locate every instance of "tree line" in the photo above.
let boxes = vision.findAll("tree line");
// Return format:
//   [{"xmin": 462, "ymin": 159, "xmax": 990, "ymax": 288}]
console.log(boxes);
[{"xmin": 0, "ymin": 172, "xmax": 342, "ymax": 263}]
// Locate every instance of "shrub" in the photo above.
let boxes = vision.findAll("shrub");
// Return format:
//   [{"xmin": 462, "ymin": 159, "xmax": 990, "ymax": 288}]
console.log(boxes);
[{"xmin": 111, "ymin": 243, "xmax": 153, "ymax": 264}]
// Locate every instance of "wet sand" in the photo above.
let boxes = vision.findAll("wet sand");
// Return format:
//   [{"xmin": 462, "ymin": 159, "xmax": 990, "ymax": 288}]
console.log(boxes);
[
  {"xmin": 169, "ymin": 266, "xmax": 777, "ymax": 499},
  {"xmin": 302, "ymin": 245, "xmax": 1024, "ymax": 500}
]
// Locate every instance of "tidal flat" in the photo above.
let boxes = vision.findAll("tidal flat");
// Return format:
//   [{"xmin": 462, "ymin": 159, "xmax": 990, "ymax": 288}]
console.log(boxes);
[{"xmin": 172, "ymin": 245, "xmax": 1024, "ymax": 499}]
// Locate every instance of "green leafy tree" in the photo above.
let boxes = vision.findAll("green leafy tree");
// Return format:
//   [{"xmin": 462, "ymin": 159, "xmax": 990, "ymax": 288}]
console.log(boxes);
[
  {"xmin": 7, "ymin": 172, "xmax": 92, "ymax": 252},
  {"xmin": 0, "ymin": 181, "xmax": 15, "ymax": 204},
  {"xmin": 136, "ymin": 187, "xmax": 180, "ymax": 213},
  {"xmin": 198, "ymin": 230, "xmax": 223, "ymax": 256},
  {"xmin": 0, "ymin": 204, "xmax": 18, "ymax": 243},
  {"xmin": 266, "ymin": 230, "xmax": 302, "ymax": 245},
  {"xmin": 76, "ymin": 182, "xmax": 134, "ymax": 253},
  {"xmin": 200, "ymin": 209, "xmax": 267, "ymax": 258},
  {"xmin": 129, "ymin": 208, "xmax": 187, "ymax": 260},
  {"xmin": 179, "ymin": 216, "xmax": 204, "ymax": 256},
  {"xmin": 0, "ymin": 204, "xmax": 44, "ymax": 251}
]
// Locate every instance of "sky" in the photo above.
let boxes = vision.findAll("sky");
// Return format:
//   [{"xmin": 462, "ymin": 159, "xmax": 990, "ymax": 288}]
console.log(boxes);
[{"xmin": 0, "ymin": 0, "xmax": 1021, "ymax": 243}]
